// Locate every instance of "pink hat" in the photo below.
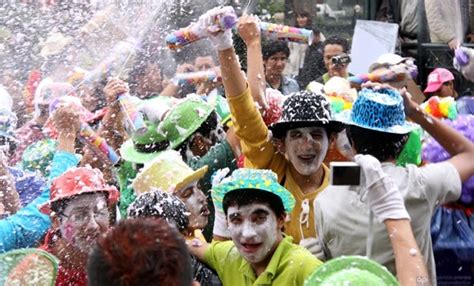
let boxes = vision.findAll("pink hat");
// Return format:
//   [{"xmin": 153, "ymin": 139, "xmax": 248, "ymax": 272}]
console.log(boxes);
[{"xmin": 424, "ymin": 68, "xmax": 454, "ymax": 93}]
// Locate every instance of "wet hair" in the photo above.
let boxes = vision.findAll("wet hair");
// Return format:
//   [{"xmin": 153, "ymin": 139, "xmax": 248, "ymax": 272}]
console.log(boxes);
[
  {"xmin": 177, "ymin": 111, "xmax": 223, "ymax": 160},
  {"xmin": 295, "ymin": 11, "xmax": 313, "ymax": 28},
  {"xmin": 87, "ymin": 218, "xmax": 193, "ymax": 286},
  {"xmin": 127, "ymin": 190, "xmax": 189, "ymax": 233},
  {"xmin": 223, "ymin": 189, "xmax": 285, "ymax": 218},
  {"xmin": 262, "ymin": 40, "xmax": 290, "ymax": 61},
  {"xmin": 346, "ymin": 125, "xmax": 409, "ymax": 162},
  {"xmin": 322, "ymin": 36, "xmax": 350, "ymax": 53}
]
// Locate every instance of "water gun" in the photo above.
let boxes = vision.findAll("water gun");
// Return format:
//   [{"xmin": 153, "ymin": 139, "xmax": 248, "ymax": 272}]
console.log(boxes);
[
  {"xmin": 348, "ymin": 59, "xmax": 418, "ymax": 85},
  {"xmin": 165, "ymin": 6, "xmax": 313, "ymax": 50}
]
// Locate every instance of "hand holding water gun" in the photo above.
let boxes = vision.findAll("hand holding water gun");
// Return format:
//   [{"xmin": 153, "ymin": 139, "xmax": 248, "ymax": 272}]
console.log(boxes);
[
  {"xmin": 104, "ymin": 78, "xmax": 147, "ymax": 136},
  {"xmin": 166, "ymin": 6, "xmax": 313, "ymax": 50},
  {"xmin": 454, "ymin": 47, "xmax": 474, "ymax": 82},
  {"xmin": 50, "ymin": 97, "xmax": 121, "ymax": 164}
]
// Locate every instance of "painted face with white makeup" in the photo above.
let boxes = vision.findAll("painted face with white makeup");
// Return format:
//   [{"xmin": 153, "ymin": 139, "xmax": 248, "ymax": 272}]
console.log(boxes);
[
  {"xmin": 284, "ymin": 127, "xmax": 329, "ymax": 176},
  {"xmin": 59, "ymin": 193, "xmax": 110, "ymax": 254},
  {"xmin": 227, "ymin": 203, "xmax": 284, "ymax": 264},
  {"xmin": 174, "ymin": 181, "xmax": 210, "ymax": 230}
]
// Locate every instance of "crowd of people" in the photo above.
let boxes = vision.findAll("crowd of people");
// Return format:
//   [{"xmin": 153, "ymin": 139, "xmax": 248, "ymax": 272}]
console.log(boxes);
[{"xmin": 1, "ymin": 3, "xmax": 474, "ymax": 286}]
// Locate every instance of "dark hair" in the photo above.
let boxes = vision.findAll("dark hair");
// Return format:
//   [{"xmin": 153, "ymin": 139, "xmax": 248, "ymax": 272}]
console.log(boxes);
[
  {"xmin": 346, "ymin": 125, "xmax": 409, "ymax": 162},
  {"xmin": 177, "ymin": 111, "xmax": 223, "ymax": 160},
  {"xmin": 262, "ymin": 40, "xmax": 290, "ymax": 61},
  {"xmin": 87, "ymin": 218, "xmax": 193, "ymax": 286},
  {"xmin": 295, "ymin": 11, "xmax": 313, "ymax": 28},
  {"xmin": 223, "ymin": 189, "xmax": 285, "ymax": 218},
  {"xmin": 322, "ymin": 36, "xmax": 350, "ymax": 53}
]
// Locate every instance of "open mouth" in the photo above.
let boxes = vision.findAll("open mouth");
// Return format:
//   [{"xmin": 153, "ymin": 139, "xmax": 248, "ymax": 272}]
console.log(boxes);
[
  {"xmin": 298, "ymin": 154, "xmax": 316, "ymax": 162},
  {"xmin": 240, "ymin": 242, "xmax": 263, "ymax": 253},
  {"xmin": 200, "ymin": 205, "xmax": 210, "ymax": 216}
]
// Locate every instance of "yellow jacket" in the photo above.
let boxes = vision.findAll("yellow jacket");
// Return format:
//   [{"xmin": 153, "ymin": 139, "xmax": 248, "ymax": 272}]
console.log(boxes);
[{"xmin": 228, "ymin": 87, "xmax": 329, "ymax": 243}]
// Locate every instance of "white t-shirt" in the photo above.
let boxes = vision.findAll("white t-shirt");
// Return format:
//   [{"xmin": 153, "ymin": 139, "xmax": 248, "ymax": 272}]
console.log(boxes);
[{"xmin": 314, "ymin": 162, "xmax": 461, "ymax": 286}]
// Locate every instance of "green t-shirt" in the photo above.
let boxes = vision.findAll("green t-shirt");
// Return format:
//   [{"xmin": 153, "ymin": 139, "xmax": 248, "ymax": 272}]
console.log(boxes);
[{"xmin": 204, "ymin": 236, "xmax": 322, "ymax": 285}]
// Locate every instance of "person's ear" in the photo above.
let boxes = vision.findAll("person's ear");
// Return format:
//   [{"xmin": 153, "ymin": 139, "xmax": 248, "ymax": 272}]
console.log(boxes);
[
  {"xmin": 272, "ymin": 137, "xmax": 286, "ymax": 154},
  {"xmin": 277, "ymin": 213, "xmax": 286, "ymax": 229}
]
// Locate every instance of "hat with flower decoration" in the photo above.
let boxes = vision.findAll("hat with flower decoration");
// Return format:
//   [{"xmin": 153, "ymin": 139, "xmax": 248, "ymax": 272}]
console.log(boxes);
[
  {"xmin": 212, "ymin": 168, "xmax": 295, "ymax": 213},
  {"xmin": 335, "ymin": 88, "xmax": 418, "ymax": 134}
]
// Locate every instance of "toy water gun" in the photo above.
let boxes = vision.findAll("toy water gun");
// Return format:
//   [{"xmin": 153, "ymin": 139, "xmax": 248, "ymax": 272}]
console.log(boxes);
[
  {"xmin": 420, "ymin": 96, "xmax": 458, "ymax": 120},
  {"xmin": 117, "ymin": 93, "xmax": 147, "ymax": 136},
  {"xmin": 165, "ymin": 6, "xmax": 313, "ymax": 50},
  {"xmin": 348, "ymin": 59, "xmax": 418, "ymax": 85},
  {"xmin": 173, "ymin": 70, "xmax": 220, "ymax": 86}
]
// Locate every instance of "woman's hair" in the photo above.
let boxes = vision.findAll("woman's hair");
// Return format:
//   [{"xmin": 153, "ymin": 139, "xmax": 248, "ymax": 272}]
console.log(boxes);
[{"xmin": 295, "ymin": 11, "xmax": 313, "ymax": 28}]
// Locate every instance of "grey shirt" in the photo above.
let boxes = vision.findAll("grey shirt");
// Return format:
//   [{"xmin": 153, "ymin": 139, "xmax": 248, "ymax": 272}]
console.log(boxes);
[{"xmin": 314, "ymin": 162, "xmax": 462, "ymax": 286}]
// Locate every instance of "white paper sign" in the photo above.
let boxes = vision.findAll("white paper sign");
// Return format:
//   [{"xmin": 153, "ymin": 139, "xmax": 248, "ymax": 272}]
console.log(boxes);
[{"xmin": 349, "ymin": 20, "xmax": 399, "ymax": 75}]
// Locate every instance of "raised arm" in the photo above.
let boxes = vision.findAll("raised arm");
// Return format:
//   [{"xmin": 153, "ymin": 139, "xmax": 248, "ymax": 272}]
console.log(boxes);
[
  {"xmin": 401, "ymin": 87, "xmax": 474, "ymax": 182},
  {"xmin": 239, "ymin": 15, "xmax": 267, "ymax": 110},
  {"xmin": 355, "ymin": 154, "xmax": 430, "ymax": 286}
]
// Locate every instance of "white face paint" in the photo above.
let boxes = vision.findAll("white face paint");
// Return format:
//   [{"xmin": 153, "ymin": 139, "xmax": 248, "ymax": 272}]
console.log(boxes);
[
  {"xmin": 227, "ymin": 203, "xmax": 280, "ymax": 264},
  {"xmin": 59, "ymin": 193, "xmax": 109, "ymax": 254},
  {"xmin": 284, "ymin": 127, "xmax": 329, "ymax": 176},
  {"xmin": 175, "ymin": 181, "xmax": 209, "ymax": 230}
]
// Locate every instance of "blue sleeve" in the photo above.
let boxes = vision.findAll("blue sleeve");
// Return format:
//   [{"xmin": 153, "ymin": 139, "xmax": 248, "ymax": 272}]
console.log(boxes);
[{"xmin": 0, "ymin": 151, "xmax": 79, "ymax": 253}]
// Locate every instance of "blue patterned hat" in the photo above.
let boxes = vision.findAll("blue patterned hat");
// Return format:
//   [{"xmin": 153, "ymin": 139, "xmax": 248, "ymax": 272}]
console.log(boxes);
[
  {"xmin": 335, "ymin": 88, "xmax": 418, "ymax": 134},
  {"xmin": 212, "ymin": 168, "xmax": 295, "ymax": 213}
]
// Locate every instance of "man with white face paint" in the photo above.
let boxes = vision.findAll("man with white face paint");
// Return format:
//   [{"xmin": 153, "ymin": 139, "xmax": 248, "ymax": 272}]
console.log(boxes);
[
  {"xmin": 189, "ymin": 168, "xmax": 322, "ymax": 285},
  {"xmin": 204, "ymin": 13, "xmax": 344, "ymax": 251}
]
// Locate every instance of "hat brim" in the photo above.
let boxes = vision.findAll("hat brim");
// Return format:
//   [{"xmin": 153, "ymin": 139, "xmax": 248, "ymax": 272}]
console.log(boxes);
[
  {"xmin": 120, "ymin": 139, "xmax": 165, "ymax": 164},
  {"xmin": 269, "ymin": 120, "xmax": 345, "ymax": 138},
  {"xmin": 335, "ymin": 110, "xmax": 418, "ymax": 134},
  {"xmin": 304, "ymin": 256, "xmax": 398, "ymax": 286},
  {"xmin": 39, "ymin": 187, "xmax": 119, "ymax": 215},
  {"xmin": 174, "ymin": 165, "xmax": 208, "ymax": 192},
  {"xmin": 212, "ymin": 179, "xmax": 295, "ymax": 214},
  {"xmin": 423, "ymin": 83, "xmax": 442, "ymax": 94}
]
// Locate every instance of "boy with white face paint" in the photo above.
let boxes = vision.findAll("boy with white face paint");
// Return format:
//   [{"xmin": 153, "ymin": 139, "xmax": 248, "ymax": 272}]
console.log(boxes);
[
  {"xmin": 203, "ymin": 13, "xmax": 343, "ymax": 248},
  {"xmin": 188, "ymin": 168, "xmax": 323, "ymax": 285}
]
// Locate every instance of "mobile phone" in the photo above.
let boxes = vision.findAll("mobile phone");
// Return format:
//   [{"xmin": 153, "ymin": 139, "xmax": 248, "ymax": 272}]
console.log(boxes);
[{"xmin": 330, "ymin": 162, "xmax": 361, "ymax": 186}]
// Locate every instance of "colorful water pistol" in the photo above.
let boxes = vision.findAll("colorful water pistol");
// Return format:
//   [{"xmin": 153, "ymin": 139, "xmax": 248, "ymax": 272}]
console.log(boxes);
[
  {"xmin": 348, "ymin": 59, "xmax": 418, "ymax": 85},
  {"xmin": 420, "ymin": 96, "xmax": 458, "ymax": 120},
  {"xmin": 173, "ymin": 70, "xmax": 219, "ymax": 86},
  {"xmin": 166, "ymin": 6, "xmax": 237, "ymax": 50},
  {"xmin": 259, "ymin": 22, "xmax": 313, "ymax": 44},
  {"xmin": 117, "ymin": 93, "xmax": 147, "ymax": 136},
  {"xmin": 79, "ymin": 123, "xmax": 120, "ymax": 164},
  {"xmin": 165, "ymin": 6, "xmax": 313, "ymax": 50}
]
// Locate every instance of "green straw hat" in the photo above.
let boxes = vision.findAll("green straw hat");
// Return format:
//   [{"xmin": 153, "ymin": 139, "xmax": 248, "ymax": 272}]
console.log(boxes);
[
  {"xmin": 132, "ymin": 150, "xmax": 208, "ymax": 194},
  {"xmin": 158, "ymin": 98, "xmax": 214, "ymax": 149},
  {"xmin": 212, "ymin": 168, "xmax": 295, "ymax": 214},
  {"xmin": 0, "ymin": 248, "xmax": 59, "ymax": 286},
  {"xmin": 304, "ymin": 256, "xmax": 399, "ymax": 286}
]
